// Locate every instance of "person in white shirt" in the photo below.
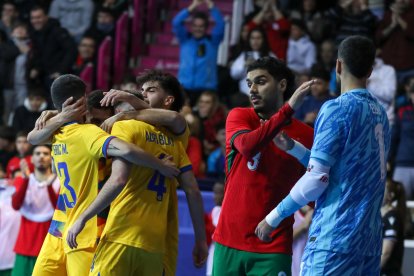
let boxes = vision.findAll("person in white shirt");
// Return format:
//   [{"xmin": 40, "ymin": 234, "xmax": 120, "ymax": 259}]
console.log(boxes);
[
  {"xmin": 367, "ymin": 57, "xmax": 397, "ymax": 126},
  {"xmin": 287, "ymin": 19, "xmax": 317, "ymax": 74},
  {"xmin": 230, "ymin": 26, "xmax": 276, "ymax": 95}
]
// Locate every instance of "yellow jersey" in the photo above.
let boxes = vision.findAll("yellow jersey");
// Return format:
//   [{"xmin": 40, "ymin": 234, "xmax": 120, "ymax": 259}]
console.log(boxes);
[
  {"xmin": 49, "ymin": 122, "xmax": 115, "ymax": 253},
  {"xmin": 163, "ymin": 125, "xmax": 190, "ymax": 275},
  {"xmin": 102, "ymin": 120, "xmax": 191, "ymax": 253}
]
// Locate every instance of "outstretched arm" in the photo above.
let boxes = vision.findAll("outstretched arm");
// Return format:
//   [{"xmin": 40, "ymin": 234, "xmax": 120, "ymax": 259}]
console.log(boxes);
[
  {"xmin": 106, "ymin": 138, "xmax": 180, "ymax": 178},
  {"xmin": 66, "ymin": 158, "xmax": 130, "ymax": 249}
]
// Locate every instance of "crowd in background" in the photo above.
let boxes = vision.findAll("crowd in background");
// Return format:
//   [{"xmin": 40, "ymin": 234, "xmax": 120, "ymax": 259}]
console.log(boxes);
[{"xmin": 0, "ymin": 0, "xmax": 413, "ymax": 275}]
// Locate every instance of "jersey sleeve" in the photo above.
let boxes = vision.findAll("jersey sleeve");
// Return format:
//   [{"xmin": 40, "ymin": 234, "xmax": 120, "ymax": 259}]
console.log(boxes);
[
  {"xmin": 383, "ymin": 210, "xmax": 401, "ymax": 241},
  {"xmin": 174, "ymin": 124, "xmax": 190, "ymax": 150},
  {"xmin": 110, "ymin": 121, "xmax": 136, "ymax": 144},
  {"xmin": 82, "ymin": 124, "xmax": 116, "ymax": 159},
  {"xmin": 310, "ymin": 100, "xmax": 349, "ymax": 166},
  {"xmin": 176, "ymin": 142, "xmax": 192, "ymax": 174}
]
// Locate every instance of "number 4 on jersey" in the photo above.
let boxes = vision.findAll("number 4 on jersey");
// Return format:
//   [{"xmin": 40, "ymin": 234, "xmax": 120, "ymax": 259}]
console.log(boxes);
[{"xmin": 147, "ymin": 154, "xmax": 167, "ymax": 201}]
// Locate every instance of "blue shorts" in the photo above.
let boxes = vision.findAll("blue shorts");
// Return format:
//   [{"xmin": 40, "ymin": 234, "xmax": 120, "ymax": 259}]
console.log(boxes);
[{"xmin": 300, "ymin": 249, "xmax": 380, "ymax": 276}]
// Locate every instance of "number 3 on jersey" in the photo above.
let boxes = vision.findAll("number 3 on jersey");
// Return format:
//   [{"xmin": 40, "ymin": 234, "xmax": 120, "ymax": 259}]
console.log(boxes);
[
  {"xmin": 147, "ymin": 154, "xmax": 167, "ymax": 201},
  {"xmin": 57, "ymin": 162, "xmax": 77, "ymax": 208}
]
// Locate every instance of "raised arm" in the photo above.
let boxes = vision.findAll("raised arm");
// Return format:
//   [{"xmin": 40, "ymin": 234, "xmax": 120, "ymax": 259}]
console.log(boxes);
[
  {"xmin": 209, "ymin": 1, "xmax": 225, "ymax": 44},
  {"xmin": 101, "ymin": 109, "xmax": 187, "ymax": 135},
  {"xmin": 27, "ymin": 97, "xmax": 86, "ymax": 145},
  {"xmin": 178, "ymin": 170, "xmax": 208, "ymax": 267},
  {"xmin": 66, "ymin": 158, "xmax": 131, "ymax": 249},
  {"xmin": 232, "ymin": 80, "xmax": 315, "ymax": 159}
]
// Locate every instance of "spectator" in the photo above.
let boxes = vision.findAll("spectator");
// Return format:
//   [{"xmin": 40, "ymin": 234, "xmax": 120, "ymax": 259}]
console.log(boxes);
[
  {"xmin": 231, "ymin": 27, "xmax": 275, "ymax": 95},
  {"xmin": 172, "ymin": 0, "xmax": 225, "ymax": 105},
  {"xmin": 195, "ymin": 91, "xmax": 227, "ymax": 155},
  {"xmin": 380, "ymin": 179, "xmax": 405, "ymax": 275},
  {"xmin": 390, "ymin": 75, "xmax": 414, "ymax": 199},
  {"xmin": 27, "ymin": 6, "xmax": 77, "ymax": 96},
  {"xmin": 10, "ymin": 23, "xmax": 31, "ymax": 111},
  {"xmin": 0, "ymin": 126, "xmax": 16, "ymax": 178},
  {"xmin": 376, "ymin": 0, "xmax": 414, "ymax": 82},
  {"xmin": 72, "ymin": 35, "xmax": 96, "ymax": 76},
  {"xmin": 49, "ymin": 0, "xmax": 94, "ymax": 42},
  {"xmin": 11, "ymin": 86, "xmax": 51, "ymax": 133},
  {"xmin": 95, "ymin": 0, "xmax": 128, "ymax": 18},
  {"xmin": 326, "ymin": 0, "xmax": 377, "ymax": 45},
  {"xmin": 367, "ymin": 56, "xmax": 397, "ymax": 126},
  {"xmin": 368, "ymin": 0, "xmax": 386, "ymax": 19},
  {"xmin": 228, "ymin": 21, "xmax": 249, "ymax": 62},
  {"xmin": 0, "ymin": 28, "xmax": 19, "ymax": 124},
  {"xmin": 294, "ymin": 65, "xmax": 334, "ymax": 126},
  {"xmin": 84, "ymin": 7, "xmax": 115, "ymax": 45},
  {"xmin": 287, "ymin": 19, "xmax": 317, "ymax": 74},
  {"xmin": 0, "ymin": 181, "xmax": 21, "ymax": 276},
  {"xmin": 6, "ymin": 131, "xmax": 33, "ymax": 179},
  {"xmin": 289, "ymin": 0, "xmax": 332, "ymax": 43},
  {"xmin": 11, "ymin": 146, "xmax": 59, "ymax": 276},
  {"xmin": 0, "ymin": 1, "xmax": 18, "ymax": 38},
  {"xmin": 316, "ymin": 39, "xmax": 337, "ymax": 95},
  {"xmin": 206, "ymin": 122, "xmax": 225, "ymax": 179},
  {"xmin": 247, "ymin": 0, "xmax": 290, "ymax": 60},
  {"xmin": 184, "ymin": 112, "xmax": 205, "ymax": 178}
]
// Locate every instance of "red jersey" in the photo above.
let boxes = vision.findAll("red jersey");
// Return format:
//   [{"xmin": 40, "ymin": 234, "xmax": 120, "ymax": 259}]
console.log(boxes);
[{"xmin": 213, "ymin": 104, "xmax": 313, "ymax": 254}]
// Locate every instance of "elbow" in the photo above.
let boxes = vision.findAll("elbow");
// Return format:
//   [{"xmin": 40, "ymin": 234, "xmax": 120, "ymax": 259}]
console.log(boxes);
[
  {"xmin": 27, "ymin": 131, "xmax": 37, "ymax": 145},
  {"xmin": 11, "ymin": 199, "xmax": 21, "ymax": 211}
]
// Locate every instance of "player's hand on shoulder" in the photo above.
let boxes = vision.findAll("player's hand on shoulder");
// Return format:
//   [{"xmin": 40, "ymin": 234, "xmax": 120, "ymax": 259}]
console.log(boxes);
[
  {"xmin": 192, "ymin": 240, "xmax": 208, "ymax": 268},
  {"xmin": 255, "ymin": 218, "xmax": 275, "ymax": 243},
  {"xmin": 273, "ymin": 131, "xmax": 294, "ymax": 151},
  {"xmin": 35, "ymin": 110, "xmax": 58, "ymax": 130},
  {"xmin": 100, "ymin": 114, "xmax": 121, "ymax": 133},
  {"xmin": 66, "ymin": 218, "xmax": 86, "ymax": 249},
  {"xmin": 159, "ymin": 155, "xmax": 180, "ymax": 178}
]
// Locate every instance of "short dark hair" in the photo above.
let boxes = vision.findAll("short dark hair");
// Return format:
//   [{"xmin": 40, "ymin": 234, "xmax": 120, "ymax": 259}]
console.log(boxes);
[
  {"xmin": 247, "ymin": 57, "xmax": 295, "ymax": 96},
  {"xmin": 310, "ymin": 65, "xmax": 331, "ymax": 82},
  {"xmin": 193, "ymin": 12, "xmax": 209, "ymax": 28},
  {"xmin": 28, "ymin": 86, "xmax": 46, "ymax": 98},
  {"xmin": 113, "ymin": 91, "xmax": 144, "ymax": 110},
  {"xmin": 16, "ymin": 130, "xmax": 29, "ymax": 139},
  {"xmin": 30, "ymin": 5, "xmax": 47, "ymax": 15},
  {"xmin": 338, "ymin": 35, "xmax": 375, "ymax": 78},
  {"xmin": 97, "ymin": 7, "xmax": 115, "ymax": 19},
  {"xmin": 32, "ymin": 144, "xmax": 51, "ymax": 152},
  {"xmin": 87, "ymin": 90, "xmax": 112, "ymax": 112},
  {"xmin": 0, "ymin": 126, "xmax": 16, "ymax": 142},
  {"xmin": 136, "ymin": 70, "xmax": 185, "ymax": 112},
  {"xmin": 51, "ymin": 74, "xmax": 86, "ymax": 111}
]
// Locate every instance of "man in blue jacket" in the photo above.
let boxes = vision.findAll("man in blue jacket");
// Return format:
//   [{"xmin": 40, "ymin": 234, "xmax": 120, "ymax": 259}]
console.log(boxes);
[{"xmin": 172, "ymin": 0, "xmax": 224, "ymax": 106}]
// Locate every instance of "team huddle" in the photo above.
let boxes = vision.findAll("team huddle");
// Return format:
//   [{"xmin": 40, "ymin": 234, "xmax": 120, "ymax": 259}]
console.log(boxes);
[{"xmin": 27, "ymin": 35, "xmax": 390, "ymax": 276}]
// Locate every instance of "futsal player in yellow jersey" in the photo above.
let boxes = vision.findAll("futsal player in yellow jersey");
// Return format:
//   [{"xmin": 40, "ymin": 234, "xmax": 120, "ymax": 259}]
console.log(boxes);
[
  {"xmin": 28, "ymin": 75, "xmax": 179, "ymax": 276},
  {"xmin": 99, "ymin": 70, "xmax": 207, "ymax": 275}
]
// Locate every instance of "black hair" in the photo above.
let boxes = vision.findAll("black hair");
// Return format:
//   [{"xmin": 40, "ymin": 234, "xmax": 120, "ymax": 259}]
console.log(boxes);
[
  {"xmin": 310, "ymin": 65, "xmax": 331, "ymax": 82},
  {"xmin": 247, "ymin": 57, "xmax": 295, "ymax": 96},
  {"xmin": 192, "ymin": 11, "xmax": 209, "ymax": 28},
  {"xmin": 0, "ymin": 126, "xmax": 16, "ymax": 142},
  {"xmin": 290, "ymin": 18, "xmax": 308, "ymax": 34},
  {"xmin": 338, "ymin": 35, "xmax": 375, "ymax": 78},
  {"xmin": 97, "ymin": 7, "xmax": 115, "ymax": 19},
  {"xmin": 87, "ymin": 90, "xmax": 111, "ymax": 111},
  {"xmin": 28, "ymin": 85, "xmax": 46, "ymax": 98},
  {"xmin": 136, "ymin": 70, "xmax": 185, "ymax": 112},
  {"xmin": 30, "ymin": 5, "xmax": 47, "ymax": 15},
  {"xmin": 247, "ymin": 26, "xmax": 271, "ymax": 57},
  {"xmin": 16, "ymin": 130, "xmax": 29, "ymax": 139},
  {"xmin": 51, "ymin": 74, "xmax": 86, "ymax": 111},
  {"xmin": 32, "ymin": 144, "xmax": 52, "ymax": 152}
]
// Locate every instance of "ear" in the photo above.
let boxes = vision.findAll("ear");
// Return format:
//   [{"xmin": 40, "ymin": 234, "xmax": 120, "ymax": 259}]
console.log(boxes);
[
  {"xmin": 336, "ymin": 59, "xmax": 342, "ymax": 76},
  {"xmin": 365, "ymin": 66, "xmax": 374, "ymax": 79},
  {"xmin": 164, "ymin": 95, "xmax": 175, "ymax": 108},
  {"xmin": 279, "ymin": 79, "xmax": 287, "ymax": 94}
]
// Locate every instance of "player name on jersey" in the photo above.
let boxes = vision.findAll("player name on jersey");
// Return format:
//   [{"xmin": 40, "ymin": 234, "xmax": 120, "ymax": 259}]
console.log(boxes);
[
  {"xmin": 145, "ymin": 131, "xmax": 174, "ymax": 146},
  {"xmin": 53, "ymin": 144, "xmax": 68, "ymax": 156}
]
